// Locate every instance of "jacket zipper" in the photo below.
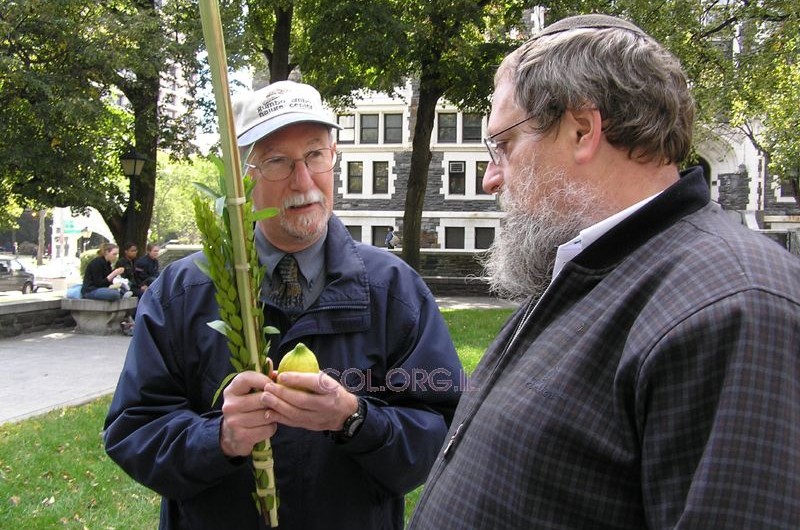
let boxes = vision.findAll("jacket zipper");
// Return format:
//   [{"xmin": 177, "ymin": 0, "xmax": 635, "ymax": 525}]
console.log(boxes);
[
  {"xmin": 414, "ymin": 297, "xmax": 537, "ymax": 514},
  {"xmin": 441, "ymin": 297, "xmax": 536, "ymax": 458}
]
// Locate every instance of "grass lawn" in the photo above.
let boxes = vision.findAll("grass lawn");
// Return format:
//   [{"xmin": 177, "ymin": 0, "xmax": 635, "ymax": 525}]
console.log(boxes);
[{"xmin": 0, "ymin": 307, "xmax": 514, "ymax": 528}]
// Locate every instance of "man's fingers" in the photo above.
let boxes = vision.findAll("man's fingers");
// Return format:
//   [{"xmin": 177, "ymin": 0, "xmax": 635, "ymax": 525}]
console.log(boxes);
[
  {"xmin": 225, "ymin": 370, "xmax": 271, "ymax": 397},
  {"xmin": 274, "ymin": 371, "xmax": 335, "ymax": 394}
]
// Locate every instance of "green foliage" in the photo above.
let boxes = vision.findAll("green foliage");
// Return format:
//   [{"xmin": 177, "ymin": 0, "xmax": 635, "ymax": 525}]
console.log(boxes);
[
  {"xmin": 151, "ymin": 154, "xmax": 219, "ymax": 244},
  {"xmin": 0, "ymin": 0, "xmax": 251, "ymax": 250},
  {"xmin": 192, "ymin": 151, "xmax": 280, "ymax": 521},
  {"xmin": 0, "ymin": 195, "xmax": 23, "ymax": 233},
  {"xmin": 282, "ymin": 0, "xmax": 531, "ymax": 268},
  {"xmin": 292, "ymin": 0, "xmax": 527, "ymax": 112},
  {"xmin": 5, "ymin": 0, "xmax": 798, "ymax": 253},
  {"xmin": 78, "ymin": 249, "xmax": 99, "ymax": 277},
  {"xmin": 1, "ymin": 0, "xmax": 133, "ymax": 211},
  {"xmin": 758, "ymin": 31, "xmax": 800, "ymax": 184}
]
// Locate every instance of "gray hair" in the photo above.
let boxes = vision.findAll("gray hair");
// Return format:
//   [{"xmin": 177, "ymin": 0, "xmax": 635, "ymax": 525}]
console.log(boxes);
[{"xmin": 499, "ymin": 23, "xmax": 694, "ymax": 165}]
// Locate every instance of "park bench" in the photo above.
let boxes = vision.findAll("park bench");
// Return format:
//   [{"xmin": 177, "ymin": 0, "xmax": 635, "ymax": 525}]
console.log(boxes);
[{"xmin": 61, "ymin": 297, "xmax": 137, "ymax": 335}]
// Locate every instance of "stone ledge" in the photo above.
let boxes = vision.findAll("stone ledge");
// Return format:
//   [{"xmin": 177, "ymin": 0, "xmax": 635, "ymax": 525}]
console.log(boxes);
[
  {"xmin": 0, "ymin": 297, "xmax": 74, "ymax": 339},
  {"xmin": 0, "ymin": 297, "xmax": 63, "ymax": 316},
  {"xmin": 61, "ymin": 298, "xmax": 138, "ymax": 335},
  {"xmin": 423, "ymin": 276, "xmax": 491, "ymax": 296}
]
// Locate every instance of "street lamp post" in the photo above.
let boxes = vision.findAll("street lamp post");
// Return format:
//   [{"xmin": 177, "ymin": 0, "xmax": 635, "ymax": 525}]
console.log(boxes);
[
  {"xmin": 120, "ymin": 147, "xmax": 147, "ymax": 180},
  {"xmin": 119, "ymin": 147, "xmax": 147, "ymax": 246}
]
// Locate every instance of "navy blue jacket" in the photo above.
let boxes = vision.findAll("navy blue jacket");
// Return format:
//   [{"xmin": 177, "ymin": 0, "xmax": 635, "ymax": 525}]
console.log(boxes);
[
  {"xmin": 104, "ymin": 217, "xmax": 463, "ymax": 529},
  {"xmin": 134, "ymin": 254, "xmax": 159, "ymax": 284}
]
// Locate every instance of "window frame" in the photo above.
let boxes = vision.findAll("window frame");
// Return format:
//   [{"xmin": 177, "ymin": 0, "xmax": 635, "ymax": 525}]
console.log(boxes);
[
  {"xmin": 360, "ymin": 114, "xmax": 379, "ymax": 144},
  {"xmin": 437, "ymin": 113, "xmax": 457, "ymax": 143}
]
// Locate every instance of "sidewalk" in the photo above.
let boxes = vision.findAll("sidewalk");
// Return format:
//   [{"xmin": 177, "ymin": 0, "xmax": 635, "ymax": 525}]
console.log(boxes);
[
  {"xmin": 0, "ymin": 330, "xmax": 131, "ymax": 424},
  {"xmin": 0, "ymin": 296, "xmax": 518, "ymax": 425}
]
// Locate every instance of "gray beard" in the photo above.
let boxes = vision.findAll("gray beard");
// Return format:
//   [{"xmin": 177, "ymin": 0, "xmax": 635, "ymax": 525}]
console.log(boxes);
[{"xmin": 481, "ymin": 166, "xmax": 606, "ymax": 302}]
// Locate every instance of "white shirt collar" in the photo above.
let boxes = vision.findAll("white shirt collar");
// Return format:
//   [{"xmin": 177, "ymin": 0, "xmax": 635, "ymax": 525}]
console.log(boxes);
[{"xmin": 551, "ymin": 192, "xmax": 661, "ymax": 282}]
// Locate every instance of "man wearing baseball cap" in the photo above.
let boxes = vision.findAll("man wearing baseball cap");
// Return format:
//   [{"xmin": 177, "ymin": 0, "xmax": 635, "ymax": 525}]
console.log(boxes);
[{"xmin": 104, "ymin": 80, "xmax": 463, "ymax": 529}]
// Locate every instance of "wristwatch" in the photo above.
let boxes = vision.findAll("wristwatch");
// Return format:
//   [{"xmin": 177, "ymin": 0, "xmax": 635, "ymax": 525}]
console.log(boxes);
[{"xmin": 332, "ymin": 397, "xmax": 367, "ymax": 443}]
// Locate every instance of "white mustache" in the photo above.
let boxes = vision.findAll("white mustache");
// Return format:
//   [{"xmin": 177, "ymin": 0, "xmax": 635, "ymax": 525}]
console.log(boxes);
[{"xmin": 282, "ymin": 190, "xmax": 325, "ymax": 210}]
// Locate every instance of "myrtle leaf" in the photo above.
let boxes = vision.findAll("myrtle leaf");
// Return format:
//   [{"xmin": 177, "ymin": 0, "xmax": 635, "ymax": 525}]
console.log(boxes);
[{"xmin": 252, "ymin": 207, "xmax": 280, "ymax": 221}]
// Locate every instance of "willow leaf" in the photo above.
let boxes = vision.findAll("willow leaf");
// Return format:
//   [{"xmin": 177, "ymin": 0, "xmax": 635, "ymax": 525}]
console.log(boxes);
[
  {"xmin": 194, "ymin": 259, "xmax": 212, "ymax": 279},
  {"xmin": 211, "ymin": 371, "xmax": 238, "ymax": 406},
  {"xmin": 207, "ymin": 319, "xmax": 231, "ymax": 337},
  {"xmin": 192, "ymin": 181, "xmax": 222, "ymax": 200},
  {"xmin": 214, "ymin": 196, "xmax": 226, "ymax": 217}
]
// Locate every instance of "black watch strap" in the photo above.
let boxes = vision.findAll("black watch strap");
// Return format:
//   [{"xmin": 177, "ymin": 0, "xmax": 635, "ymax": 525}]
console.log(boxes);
[{"xmin": 331, "ymin": 397, "xmax": 367, "ymax": 444}]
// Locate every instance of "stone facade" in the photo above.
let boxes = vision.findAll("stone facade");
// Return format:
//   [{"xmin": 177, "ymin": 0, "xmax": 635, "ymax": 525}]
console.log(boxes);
[{"xmin": 717, "ymin": 169, "xmax": 751, "ymax": 211}]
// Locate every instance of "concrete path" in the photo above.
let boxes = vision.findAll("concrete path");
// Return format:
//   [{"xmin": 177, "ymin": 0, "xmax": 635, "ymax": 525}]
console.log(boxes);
[
  {"xmin": 0, "ymin": 296, "xmax": 518, "ymax": 425},
  {"xmin": 0, "ymin": 330, "xmax": 132, "ymax": 424}
]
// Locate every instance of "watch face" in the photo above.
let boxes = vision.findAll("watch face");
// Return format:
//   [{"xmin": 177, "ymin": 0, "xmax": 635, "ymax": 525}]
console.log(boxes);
[
  {"xmin": 343, "ymin": 400, "xmax": 366, "ymax": 438},
  {"xmin": 345, "ymin": 413, "xmax": 363, "ymax": 437}
]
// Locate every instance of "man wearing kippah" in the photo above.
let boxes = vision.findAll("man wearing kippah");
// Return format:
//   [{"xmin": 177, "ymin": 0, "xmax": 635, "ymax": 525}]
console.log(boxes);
[
  {"xmin": 104, "ymin": 80, "xmax": 463, "ymax": 529},
  {"xmin": 409, "ymin": 14, "xmax": 800, "ymax": 529}
]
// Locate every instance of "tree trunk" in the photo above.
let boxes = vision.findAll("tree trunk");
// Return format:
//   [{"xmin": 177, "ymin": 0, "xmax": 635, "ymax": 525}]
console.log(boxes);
[
  {"xmin": 103, "ymin": 72, "xmax": 160, "ymax": 254},
  {"xmin": 401, "ymin": 72, "xmax": 442, "ymax": 271},
  {"xmin": 269, "ymin": 6, "xmax": 293, "ymax": 82}
]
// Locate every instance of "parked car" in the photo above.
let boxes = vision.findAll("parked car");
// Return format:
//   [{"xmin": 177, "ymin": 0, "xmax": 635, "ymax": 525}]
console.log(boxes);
[{"xmin": 0, "ymin": 255, "xmax": 36, "ymax": 294}]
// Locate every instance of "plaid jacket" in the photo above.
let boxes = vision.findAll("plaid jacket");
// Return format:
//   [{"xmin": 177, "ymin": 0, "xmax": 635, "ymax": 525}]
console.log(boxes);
[{"xmin": 409, "ymin": 168, "xmax": 800, "ymax": 529}]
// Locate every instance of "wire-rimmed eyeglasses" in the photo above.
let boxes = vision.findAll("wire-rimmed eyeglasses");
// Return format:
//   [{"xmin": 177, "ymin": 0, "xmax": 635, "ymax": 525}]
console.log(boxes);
[
  {"xmin": 246, "ymin": 147, "xmax": 337, "ymax": 182},
  {"xmin": 482, "ymin": 116, "xmax": 534, "ymax": 165}
]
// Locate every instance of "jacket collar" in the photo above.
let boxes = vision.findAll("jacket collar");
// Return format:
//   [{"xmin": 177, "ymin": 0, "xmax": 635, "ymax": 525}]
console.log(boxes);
[
  {"xmin": 275, "ymin": 216, "xmax": 372, "ymax": 344},
  {"xmin": 573, "ymin": 166, "xmax": 709, "ymax": 269},
  {"xmin": 316, "ymin": 216, "xmax": 371, "ymax": 308}
]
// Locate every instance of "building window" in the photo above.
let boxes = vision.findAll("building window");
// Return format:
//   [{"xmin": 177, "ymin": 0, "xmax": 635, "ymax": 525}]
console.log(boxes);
[
  {"xmin": 462, "ymin": 113, "xmax": 482, "ymax": 143},
  {"xmin": 445, "ymin": 227, "xmax": 465, "ymax": 249},
  {"xmin": 360, "ymin": 114, "xmax": 379, "ymax": 144},
  {"xmin": 448, "ymin": 161, "xmax": 466, "ymax": 195},
  {"xmin": 347, "ymin": 162, "xmax": 363, "ymax": 193},
  {"xmin": 373, "ymin": 162, "xmax": 389, "ymax": 194},
  {"xmin": 475, "ymin": 161, "xmax": 489, "ymax": 195},
  {"xmin": 384, "ymin": 114, "xmax": 403, "ymax": 143},
  {"xmin": 338, "ymin": 114, "xmax": 355, "ymax": 143},
  {"xmin": 346, "ymin": 225, "xmax": 362, "ymax": 241},
  {"xmin": 437, "ymin": 113, "xmax": 457, "ymax": 143},
  {"xmin": 779, "ymin": 179, "xmax": 796, "ymax": 198},
  {"xmin": 475, "ymin": 227, "xmax": 495, "ymax": 249}
]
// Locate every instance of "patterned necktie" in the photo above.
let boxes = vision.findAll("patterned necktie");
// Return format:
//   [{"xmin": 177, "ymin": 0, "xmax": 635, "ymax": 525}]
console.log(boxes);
[{"xmin": 271, "ymin": 254, "xmax": 304, "ymax": 318}]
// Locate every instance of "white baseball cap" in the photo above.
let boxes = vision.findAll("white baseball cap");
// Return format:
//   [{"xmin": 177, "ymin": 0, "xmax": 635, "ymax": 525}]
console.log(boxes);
[{"xmin": 233, "ymin": 80, "xmax": 341, "ymax": 147}]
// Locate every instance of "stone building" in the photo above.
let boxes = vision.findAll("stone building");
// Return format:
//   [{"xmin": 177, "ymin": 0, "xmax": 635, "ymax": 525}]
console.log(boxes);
[{"xmin": 332, "ymin": 85, "xmax": 800, "ymax": 254}]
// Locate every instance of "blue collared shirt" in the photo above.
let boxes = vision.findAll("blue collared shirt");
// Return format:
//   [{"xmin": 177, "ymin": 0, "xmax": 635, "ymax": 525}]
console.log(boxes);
[{"xmin": 255, "ymin": 227, "xmax": 327, "ymax": 310}]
